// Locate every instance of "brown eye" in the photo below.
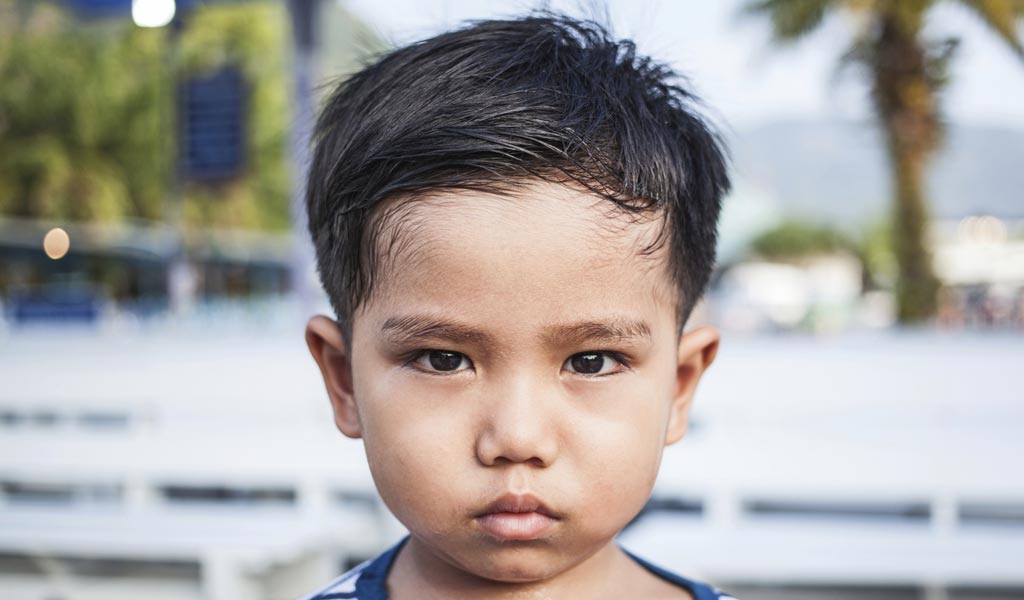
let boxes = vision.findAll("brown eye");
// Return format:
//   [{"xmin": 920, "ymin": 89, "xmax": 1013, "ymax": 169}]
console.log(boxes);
[
  {"xmin": 571, "ymin": 353, "xmax": 604, "ymax": 374},
  {"xmin": 429, "ymin": 351, "xmax": 465, "ymax": 371},
  {"xmin": 563, "ymin": 352, "xmax": 623, "ymax": 376},
  {"xmin": 411, "ymin": 350, "xmax": 471, "ymax": 373}
]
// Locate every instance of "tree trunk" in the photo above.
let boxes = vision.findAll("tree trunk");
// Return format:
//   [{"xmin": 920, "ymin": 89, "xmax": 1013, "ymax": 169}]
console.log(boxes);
[
  {"xmin": 872, "ymin": 15, "xmax": 941, "ymax": 324},
  {"xmin": 888, "ymin": 142, "xmax": 939, "ymax": 322}
]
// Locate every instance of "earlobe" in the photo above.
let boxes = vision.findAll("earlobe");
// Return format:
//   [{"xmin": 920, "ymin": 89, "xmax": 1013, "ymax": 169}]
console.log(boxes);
[
  {"xmin": 664, "ymin": 325, "xmax": 720, "ymax": 446},
  {"xmin": 305, "ymin": 315, "xmax": 363, "ymax": 439}
]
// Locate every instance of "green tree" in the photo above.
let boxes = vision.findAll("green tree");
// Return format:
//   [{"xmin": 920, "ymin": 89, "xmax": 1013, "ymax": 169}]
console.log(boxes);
[
  {"xmin": 743, "ymin": 0, "xmax": 1024, "ymax": 323},
  {"xmin": 0, "ymin": 0, "xmax": 291, "ymax": 230},
  {"xmin": 0, "ymin": 1, "xmax": 168, "ymax": 221},
  {"xmin": 749, "ymin": 219, "xmax": 856, "ymax": 260}
]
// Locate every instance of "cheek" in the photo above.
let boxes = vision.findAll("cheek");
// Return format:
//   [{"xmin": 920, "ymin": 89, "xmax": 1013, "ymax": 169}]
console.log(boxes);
[
  {"xmin": 356, "ymin": 372, "xmax": 472, "ymax": 524},
  {"xmin": 570, "ymin": 386, "xmax": 670, "ymax": 519}
]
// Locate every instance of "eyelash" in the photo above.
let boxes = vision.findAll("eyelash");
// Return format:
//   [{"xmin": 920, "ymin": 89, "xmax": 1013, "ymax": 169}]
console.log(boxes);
[
  {"xmin": 405, "ymin": 350, "xmax": 473, "ymax": 376},
  {"xmin": 403, "ymin": 350, "xmax": 632, "ymax": 377},
  {"xmin": 565, "ymin": 351, "xmax": 631, "ymax": 377}
]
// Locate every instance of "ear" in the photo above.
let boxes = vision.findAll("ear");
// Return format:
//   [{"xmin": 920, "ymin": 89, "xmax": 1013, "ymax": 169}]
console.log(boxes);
[
  {"xmin": 664, "ymin": 325, "xmax": 719, "ymax": 446},
  {"xmin": 305, "ymin": 315, "xmax": 362, "ymax": 438}
]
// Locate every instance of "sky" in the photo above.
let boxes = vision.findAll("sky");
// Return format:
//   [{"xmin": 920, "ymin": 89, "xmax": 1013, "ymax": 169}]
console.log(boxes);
[{"xmin": 340, "ymin": 0, "xmax": 1024, "ymax": 132}]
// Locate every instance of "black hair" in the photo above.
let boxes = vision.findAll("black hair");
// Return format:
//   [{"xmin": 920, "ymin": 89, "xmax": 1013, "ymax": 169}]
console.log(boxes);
[{"xmin": 307, "ymin": 13, "xmax": 730, "ymax": 342}]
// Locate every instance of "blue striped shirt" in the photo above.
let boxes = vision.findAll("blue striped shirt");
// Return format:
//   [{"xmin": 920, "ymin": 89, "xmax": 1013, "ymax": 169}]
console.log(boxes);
[{"xmin": 301, "ymin": 536, "xmax": 738, "ymax": 600}]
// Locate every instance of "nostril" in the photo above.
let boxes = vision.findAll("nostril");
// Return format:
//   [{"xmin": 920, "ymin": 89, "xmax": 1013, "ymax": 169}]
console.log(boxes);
[
  {"xmin": 474, "ymin": 388, "xmax": 559, "ymax": 467},
  {"xmin": 476, "ymin": 435, "xmax": 557, "ymax": 468}
]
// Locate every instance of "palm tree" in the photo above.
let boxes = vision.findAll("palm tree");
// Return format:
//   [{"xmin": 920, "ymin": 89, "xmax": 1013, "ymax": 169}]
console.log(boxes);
[{"xmin": 743, "ymin": 0, "xmax": 1024, "ymax": 323}]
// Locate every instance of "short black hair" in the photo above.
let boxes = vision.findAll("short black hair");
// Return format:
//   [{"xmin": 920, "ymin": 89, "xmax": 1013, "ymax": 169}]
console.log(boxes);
[{"xmin": 307, "ymin": 13, "xmax": 730, "ymax": 341}]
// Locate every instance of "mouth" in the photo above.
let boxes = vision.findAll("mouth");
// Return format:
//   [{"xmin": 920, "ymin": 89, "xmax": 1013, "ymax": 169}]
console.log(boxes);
[{"xmin": 473, "ymin": 493, "xmax": 560, "ymax": 541}]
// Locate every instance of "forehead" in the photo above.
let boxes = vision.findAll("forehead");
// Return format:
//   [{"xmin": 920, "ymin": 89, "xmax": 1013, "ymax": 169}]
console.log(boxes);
[{"xmin": 357, "ymin": 182, "xmax": 677, "ymax": 339}]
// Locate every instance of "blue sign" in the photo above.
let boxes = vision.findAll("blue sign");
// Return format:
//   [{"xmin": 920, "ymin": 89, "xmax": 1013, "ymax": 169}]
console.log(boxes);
[
  {"xmin": 64, "ymin": 0, "xmax": 199, "ymax": 21},
  {"xmin": 180, "ymin": 67, "xmax": 246, "ymax": 181},
  {"xmin": 8, "ymin": 292, "xmax": 101, "ymax": 324},
  {"xmin": 65, "ymin": 0, "xmax": 131, "ymax": 17}
]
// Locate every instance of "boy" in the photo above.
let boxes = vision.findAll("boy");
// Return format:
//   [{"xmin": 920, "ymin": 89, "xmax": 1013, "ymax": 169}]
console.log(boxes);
[{"xmin": 302, "ymin": 13, "xmax": 735, "ymax": 600}]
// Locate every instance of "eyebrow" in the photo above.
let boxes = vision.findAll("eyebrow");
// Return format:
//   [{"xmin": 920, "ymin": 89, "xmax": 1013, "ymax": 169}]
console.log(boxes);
[
  {"xmin": 377, "ymin": 314, "xmax": 651, "ymax": 348},
  {"xmin": 379, "ymin": 315, "xmax": 494, "ymax": 347},
  {"xmin": 541, "ymin": 319, "xmax": 652, "ymax": 347}
]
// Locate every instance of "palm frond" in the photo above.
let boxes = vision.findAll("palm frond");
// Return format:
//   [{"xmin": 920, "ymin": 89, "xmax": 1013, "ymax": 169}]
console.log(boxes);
[
  {"xmin": 741, "ymin": 0, "xmax": 840, "ymax": 41},
  {"xmin": 955, "ymin": 0, "xmax": 1024, "ymax": 57}
]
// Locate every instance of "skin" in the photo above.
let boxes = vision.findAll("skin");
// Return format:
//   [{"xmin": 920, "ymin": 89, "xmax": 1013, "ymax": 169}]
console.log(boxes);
[{"xmin": 306, "ymin": 181, "xmax": 719, "ymax": 600}]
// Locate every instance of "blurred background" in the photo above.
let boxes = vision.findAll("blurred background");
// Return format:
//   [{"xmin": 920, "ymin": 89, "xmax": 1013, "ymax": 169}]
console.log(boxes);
[{"xmin": 0, "ymin": 1, "xmax": 1022, "ymax": 599}]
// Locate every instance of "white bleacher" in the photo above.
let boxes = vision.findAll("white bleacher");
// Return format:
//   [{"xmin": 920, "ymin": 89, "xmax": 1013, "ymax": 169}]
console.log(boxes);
[{"xmin": 1, "ymin": 325, "xmax": 1022, "ymax": 599}]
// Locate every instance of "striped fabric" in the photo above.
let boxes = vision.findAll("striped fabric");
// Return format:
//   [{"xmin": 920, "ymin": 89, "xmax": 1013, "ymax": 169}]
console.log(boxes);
[{"xmin": 301, "ymin": 536, "xmax": 738, "ymax": 600}]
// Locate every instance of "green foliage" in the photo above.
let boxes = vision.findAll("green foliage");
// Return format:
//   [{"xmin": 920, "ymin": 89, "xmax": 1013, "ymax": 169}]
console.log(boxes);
[
  {"xmin": 743, "ymin": 0, "xmax": 838, "ymax": 42},
  {"xmin": 749, "ymin": 219, "xmax": 855, "ymax": 260},
  {"xmin": 958, "ymin": 0, "xmax": 1024, "ymax": 56},
  {"xmin": 749, "ymin": 218, "xmax": 903, "ymax": 292},
  {"xmin": 859, "ymin": 217, "xmax": 896, "ymax": 289},
  {"xmin": 0, "ymin": 2, "xmax": 168, "ymax": 222},
  {"xmin": 0, "ymin": 0, "xmax": 291, "ymax": 230}
]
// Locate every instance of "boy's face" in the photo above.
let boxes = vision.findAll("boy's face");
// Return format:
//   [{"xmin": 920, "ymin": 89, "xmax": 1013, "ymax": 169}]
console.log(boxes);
[{"xmin": 307, "ymin": 181, "xmax": 718, "ymax": 586}]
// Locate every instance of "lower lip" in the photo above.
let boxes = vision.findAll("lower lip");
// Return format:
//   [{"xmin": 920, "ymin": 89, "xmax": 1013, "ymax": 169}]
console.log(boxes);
[{"xmin": 476, "ymin": 511, "xmax": 558, "ymax": 541}]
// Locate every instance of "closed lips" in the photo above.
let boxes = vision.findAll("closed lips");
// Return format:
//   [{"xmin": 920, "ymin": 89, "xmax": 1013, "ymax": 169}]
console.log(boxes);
[
  {"xmin": 475, "ymin": 493, "xmax": 559, "ymax": 518},
  {"xmin": 473, "ymin": 493, "xmax": 561, "ymax": 541}
]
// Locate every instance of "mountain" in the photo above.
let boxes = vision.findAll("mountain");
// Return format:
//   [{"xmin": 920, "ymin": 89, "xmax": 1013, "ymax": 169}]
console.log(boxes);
[{"xmin": 731, "ymin": 119, "xmax": 1024, "ymax": 222}]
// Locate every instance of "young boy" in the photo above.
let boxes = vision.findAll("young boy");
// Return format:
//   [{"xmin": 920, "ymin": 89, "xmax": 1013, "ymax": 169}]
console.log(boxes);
[{"xmin": 302, "ymin": 13, "xmax": 735, "ymax": 600}]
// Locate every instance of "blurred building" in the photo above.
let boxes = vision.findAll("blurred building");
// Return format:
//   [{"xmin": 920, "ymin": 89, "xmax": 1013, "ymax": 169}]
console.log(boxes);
[
  {"xmin": 711, "ymin": 177, "xmax": 1024, "ymax": 334},
  {"xmin": 932, "ymin": 216, "xmax": 1024, "ymax": 329},
  {"xmin": 0, "ymin": 217, "xmax": 292, "ymax": 324}
]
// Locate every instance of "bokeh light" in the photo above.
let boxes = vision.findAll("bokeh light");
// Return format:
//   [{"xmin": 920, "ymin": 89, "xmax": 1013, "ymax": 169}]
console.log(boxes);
[
  {"xmin": 132, "ymin": 0, "xmax": 176, "ymax": 28},
  {"xmin": 42, "ymin": 227, "xmax": 70, "ymax": 260}
]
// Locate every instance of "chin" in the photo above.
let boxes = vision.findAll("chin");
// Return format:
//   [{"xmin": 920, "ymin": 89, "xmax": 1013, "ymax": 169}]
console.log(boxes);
[
  {"xmin": 473, "ymin": 564, "xmax": 556, "ymax": 584},
  {"xmin": 462, "ymin": 550, "xmax": 563, "ymax": 584}
]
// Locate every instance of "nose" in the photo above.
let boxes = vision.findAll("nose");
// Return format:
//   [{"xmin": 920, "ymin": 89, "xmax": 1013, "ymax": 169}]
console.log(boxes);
[{"xmin": 474, "ymin": 373, "xmax": 559, "ymax": 468}]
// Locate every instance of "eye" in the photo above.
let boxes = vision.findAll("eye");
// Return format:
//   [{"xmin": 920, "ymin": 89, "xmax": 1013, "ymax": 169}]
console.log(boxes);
[
  {"xmin": 562, "ymin": 351, "xmax": 627, "ymax": 376},
  {"xmin": 409, "ymin": 350, "xmax": 472, "ymax": 374}
]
